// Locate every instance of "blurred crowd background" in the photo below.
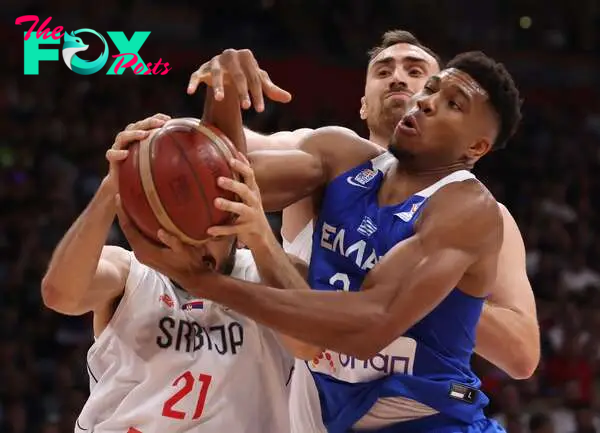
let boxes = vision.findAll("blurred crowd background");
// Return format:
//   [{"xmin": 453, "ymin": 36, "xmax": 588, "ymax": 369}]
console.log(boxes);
[{"xmin": 2, "ymin": 0, "xmax": 600, "ymax": 432}]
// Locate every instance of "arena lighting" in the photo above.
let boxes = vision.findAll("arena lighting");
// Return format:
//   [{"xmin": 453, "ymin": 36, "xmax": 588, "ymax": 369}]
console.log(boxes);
[{"xmin": 520, "ymin": 16, "xmax": 532, "ymax": 29}]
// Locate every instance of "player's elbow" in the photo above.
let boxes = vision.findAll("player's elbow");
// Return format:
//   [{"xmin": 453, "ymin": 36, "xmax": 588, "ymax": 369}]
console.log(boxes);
[
  {"xmin": 507, "ymin": 341, "xmax": 540, "ymax": 380},
  {"xmin": 511, "ymin": 320, "xmax": 540, "ymax": 379},
  {"xmin": 346, "ymin": 311, "xmax": 394, "ymax": 360},
  {"xmin": 349, "ymin": 338, "xmax": 387, "ymax": 361},
  {"xmin": 294, "ymin": 345, "xmax": 322, "ymax": 361},
  {"xmin": 281, "ymin": 335, "xmax": 322, "ymax": 361},
  {"xmin": 41, "ymin": 276, "xmax": 84, "ymax": 315}
]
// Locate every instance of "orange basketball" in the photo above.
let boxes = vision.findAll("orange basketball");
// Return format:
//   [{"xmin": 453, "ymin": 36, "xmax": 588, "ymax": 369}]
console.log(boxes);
[{"xmin": 118, "ymin": 118, "xmax": 238, "ymax": 245}]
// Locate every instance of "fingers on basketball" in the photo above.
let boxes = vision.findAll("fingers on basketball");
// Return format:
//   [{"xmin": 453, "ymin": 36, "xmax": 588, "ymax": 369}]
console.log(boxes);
[
  {"xmin": 111, "ymin": 130, "xmax": 149, "ymax": 153},
  {"xmin": 229, "ymin": 157, "xmax": 259, "ymax": 195},
  {"xmin": 218, "ymin": 179, "xmax": 255, "ymax": 209}
]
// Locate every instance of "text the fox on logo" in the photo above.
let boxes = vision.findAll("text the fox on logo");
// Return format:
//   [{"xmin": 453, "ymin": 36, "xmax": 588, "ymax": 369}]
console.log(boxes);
[{"xmin": 16, "ymin": 15, "xmax": 172, "ymax": 75}]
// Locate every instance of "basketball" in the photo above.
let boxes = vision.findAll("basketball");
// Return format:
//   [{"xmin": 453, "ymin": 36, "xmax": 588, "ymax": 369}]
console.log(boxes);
[{"xmin": 118, "ymin": 118, "xmax": 239, "ymax": 245}]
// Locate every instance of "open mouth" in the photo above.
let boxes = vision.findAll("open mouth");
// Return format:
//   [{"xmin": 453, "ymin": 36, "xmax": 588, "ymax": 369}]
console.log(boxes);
[{"xmin": 397, "ymin": 114, "xmax": 419, "ymax": 136}]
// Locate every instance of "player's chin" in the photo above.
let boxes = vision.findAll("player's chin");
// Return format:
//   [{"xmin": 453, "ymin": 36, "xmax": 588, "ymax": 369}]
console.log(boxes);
[
  {"xmin": 382, "ymin": 104, "xmax": 407, "ymax": 123},
  {"xmin": 388, "ymin": 141, "xmax": 418, "ymax": 161}
]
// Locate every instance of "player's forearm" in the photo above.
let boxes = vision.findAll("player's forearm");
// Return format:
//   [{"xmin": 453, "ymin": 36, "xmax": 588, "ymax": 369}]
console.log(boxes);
[
  {"xmin": 182, "ymin": 274, "xmax": 382, "ymax": 359},
  {"xmin": 475, "ymin": 302, "xmax": 540, "ymax": 379},
  {"xmin": 202, "ymin": 85, "xmax": 247, "ymax": 154},
  {"xmin": 41, "ymin": 179, "xmax": 117, "ymax": 307},
  {"xmin": 250, "ymin": 234, "xmax": 310, "ymax": 291},
  {"xmin": 250, "ymin": 235, "xmax": 321, "ymax": 360}
]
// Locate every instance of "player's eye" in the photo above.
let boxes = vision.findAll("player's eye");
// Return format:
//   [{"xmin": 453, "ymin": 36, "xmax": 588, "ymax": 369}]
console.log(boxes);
[{"xmin": 448, "ymin": 100, "xmax": 462, "ymax": 111}]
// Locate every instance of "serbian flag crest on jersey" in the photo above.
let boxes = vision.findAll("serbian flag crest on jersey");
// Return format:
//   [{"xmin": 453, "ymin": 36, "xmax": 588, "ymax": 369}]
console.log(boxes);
[{"xmin": 181, "ymin": 300, "xmax": 204, "ymax": 311}]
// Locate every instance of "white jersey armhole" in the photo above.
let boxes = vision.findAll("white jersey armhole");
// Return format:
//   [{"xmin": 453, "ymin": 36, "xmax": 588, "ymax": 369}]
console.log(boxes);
[
  {"xmin": 282, "ymin": 221, "xmax": 314, "ymax": 264},
  {"xmin": 93, "ymin": 251, "xmax": 148, "ymax": 344}
]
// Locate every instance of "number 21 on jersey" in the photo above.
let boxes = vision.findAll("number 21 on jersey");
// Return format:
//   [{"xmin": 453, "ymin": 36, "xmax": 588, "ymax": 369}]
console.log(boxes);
[{"xmin": 162, "ymin": 371, "xmax": 212, "ymax": 420}]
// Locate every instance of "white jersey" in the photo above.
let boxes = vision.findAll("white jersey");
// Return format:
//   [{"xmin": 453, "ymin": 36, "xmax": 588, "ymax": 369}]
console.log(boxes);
[
  {"xmin": 76, "ymin": 249, "xmax": 293, "ymax": 433},
  {"xmin": 282, "ymin": 226, "xmax": 326, "ymax": 433}
]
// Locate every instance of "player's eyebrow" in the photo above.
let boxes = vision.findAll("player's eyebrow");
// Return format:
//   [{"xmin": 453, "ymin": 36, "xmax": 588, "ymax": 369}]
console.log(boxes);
[{"xmin": 370, "ymin": 55, "xmax": 429, "ymax": 69}]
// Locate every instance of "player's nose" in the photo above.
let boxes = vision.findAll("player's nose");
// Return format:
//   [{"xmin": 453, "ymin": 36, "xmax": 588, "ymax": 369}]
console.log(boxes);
[
  {"xmin": 389, "ymin": 69, "xmax": 409, "ymax": 90},
  {"xmin": 417, "ymin": 95, "xmax": 435, "ymax": 116}
]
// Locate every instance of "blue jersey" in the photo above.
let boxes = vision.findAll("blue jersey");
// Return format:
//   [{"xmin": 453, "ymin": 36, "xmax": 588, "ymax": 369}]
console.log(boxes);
[{"xmin": 307, "ymin": 153, "xmax": 498, "ymax": 433}]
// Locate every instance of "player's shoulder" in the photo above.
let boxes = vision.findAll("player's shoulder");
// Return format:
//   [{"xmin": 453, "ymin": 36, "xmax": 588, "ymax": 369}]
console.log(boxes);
[
  {"xmin": 432, "ymin": 178, "xmax": 498, "ymax": 213},
  {"xmin": 419, "ymin": 179, "xmax": 502, "ymax": 247}
]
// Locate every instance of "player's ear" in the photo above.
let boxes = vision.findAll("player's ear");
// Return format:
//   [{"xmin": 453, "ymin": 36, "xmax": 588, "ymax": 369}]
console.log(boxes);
[
  {"xmin": 468, "ymin": 137, "xmax": 492, "ymax": 159},
  {"xmin": 360, "ymin": 96, "xmax": 367, "ymax": 120}
]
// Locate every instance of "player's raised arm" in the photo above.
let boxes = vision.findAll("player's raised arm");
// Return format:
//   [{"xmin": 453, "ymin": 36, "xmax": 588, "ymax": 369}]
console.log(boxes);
[
  {"xmin": 41, "ymin": 114, "xmax": 169, "ymax": 317},
  {"xmin": 202, "ymin": 79, "xmax": 331, "ymax": 211},
  {"xmin": 189, "ymin": 48, "xmax": 316, "ymax": 153},
  {"xmin": 201, "ymin": 78, "xmax": 248, "ymax": 155}
]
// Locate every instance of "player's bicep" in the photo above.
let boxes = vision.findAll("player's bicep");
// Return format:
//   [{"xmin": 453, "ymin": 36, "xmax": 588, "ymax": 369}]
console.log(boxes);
[
  {"xmin": 249, "ymin": 126, "xmax": 366, "ymax": 211},
  {"xmin": 249, "ymin": 138, "xmax": 326, "ymax": 212}
]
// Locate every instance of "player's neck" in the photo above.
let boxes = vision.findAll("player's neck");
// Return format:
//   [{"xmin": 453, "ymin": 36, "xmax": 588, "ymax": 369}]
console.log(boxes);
[
  {"xmin": 368, "ymin": 131, "xmax": 390, "ymax": 149},
  {"xmin": 378, "ymin": 161, "xmax": 469, "ymax": 206},
  {"xmin": 401, "ymin": 159, "xmax": 472, "ymax": 177}
]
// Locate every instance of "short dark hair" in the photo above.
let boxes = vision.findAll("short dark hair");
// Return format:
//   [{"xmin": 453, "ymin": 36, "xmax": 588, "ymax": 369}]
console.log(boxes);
[
  {"xmin": 446, "ymin": 51, "xmax": 522, "ymax": 150},
  {"xmin": 367, "ymin": 30, "xmax": 442, "ymax": 69}
]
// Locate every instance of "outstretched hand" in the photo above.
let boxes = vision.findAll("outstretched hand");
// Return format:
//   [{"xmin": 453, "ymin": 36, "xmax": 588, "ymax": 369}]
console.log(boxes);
[{"xmin": 187, "ymin": 48, "xmax": 292, "ymax": 112}]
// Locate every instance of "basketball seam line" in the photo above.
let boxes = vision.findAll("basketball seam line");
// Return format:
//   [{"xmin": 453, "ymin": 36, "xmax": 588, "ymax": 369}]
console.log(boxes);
[
  {"xmin": 196, "ymin": 123, "xmax": 241, "ymax": 225},
  {"xmin": 170, "ymin": 134, "xmax": 214, "ymax": 227}
]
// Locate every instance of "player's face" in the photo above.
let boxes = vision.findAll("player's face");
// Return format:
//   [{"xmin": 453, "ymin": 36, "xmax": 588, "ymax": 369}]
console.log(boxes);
[
  {"xmin": 389, "ymin": 68, "xmax": 495, "ymax": 167},
  {"xmin": 196, "ymin": 236, "xmax": 237, "ymax": 275},
  {"xmin": 362, "ymin": 43, "xmax": 439, "ymax": 137}
]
